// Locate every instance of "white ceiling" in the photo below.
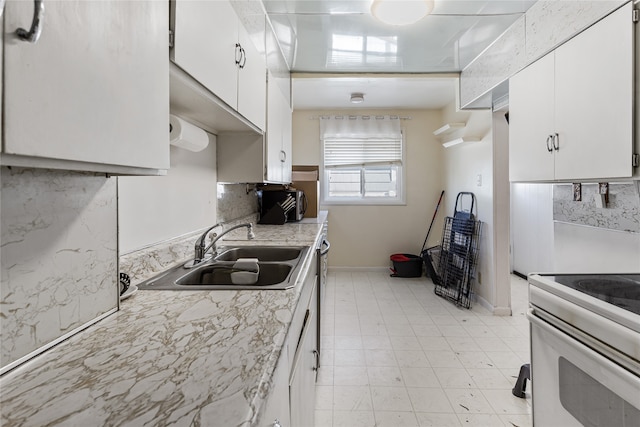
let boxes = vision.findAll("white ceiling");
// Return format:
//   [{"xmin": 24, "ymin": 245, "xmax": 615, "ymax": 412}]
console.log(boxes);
[
  {"xmin": 269, "ymin": 0, "xmax": 536, "ymax": 110},
  {"xmin": 292, "ymin": 76, "xmax": 458, "ymax": 110},
  {"xmin": 264, "ymin": 0, "xmax": 536, "ymax": 73}
]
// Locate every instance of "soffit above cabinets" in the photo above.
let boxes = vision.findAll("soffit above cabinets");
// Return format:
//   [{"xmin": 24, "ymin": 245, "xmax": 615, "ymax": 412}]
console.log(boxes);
[
  {"xmin": 262, "ymin": 0, "xmax": 537, "ymax": 73},
  {"xmin": 292, "ymin": 75, "xmax": 458, "ymax": 109}
]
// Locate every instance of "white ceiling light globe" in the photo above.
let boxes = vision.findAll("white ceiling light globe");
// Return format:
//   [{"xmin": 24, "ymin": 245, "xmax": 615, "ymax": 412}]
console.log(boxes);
[{"xmin": 371, "ymin": 0, "xmax": 434, "ymax": 26}]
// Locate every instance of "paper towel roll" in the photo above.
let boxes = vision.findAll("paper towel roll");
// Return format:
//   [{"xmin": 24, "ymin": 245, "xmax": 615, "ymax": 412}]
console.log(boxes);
[{"xmin": 169, "ymin": 115, "xmax": 209, "ymax": 152}]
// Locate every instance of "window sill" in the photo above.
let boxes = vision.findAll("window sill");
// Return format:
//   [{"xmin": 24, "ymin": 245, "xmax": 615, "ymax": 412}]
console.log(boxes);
[{"xmin": 322, "ymin": 198, "xmax": 406, "ymax": 206}]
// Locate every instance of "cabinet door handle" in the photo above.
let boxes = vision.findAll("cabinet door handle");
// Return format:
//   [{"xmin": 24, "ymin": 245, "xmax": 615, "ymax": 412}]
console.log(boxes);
[
  {"xmin": 239, "ymin": 46, "xmax": 247, "ymax": 69},
  {"xmin": 553, "ymin": 132, "xmax": 559, "ymax": 151},
  {"xmin": 280, "ymin": 150, "xmax": 286, "ymax": 163},
  {"xmin": 312, "ymin": 349, "xmax": 319, "ymax": 381},
  {"xmin": 546, "ymin": 135, "xmax": 554, "ymax": 153},
  {"xmin": 15, "ymin": 0, "xmax": 44, "ymax": 43},
  {"xmin": 235, "ymin": 43, "xmax": 242, "ymax": 66}
]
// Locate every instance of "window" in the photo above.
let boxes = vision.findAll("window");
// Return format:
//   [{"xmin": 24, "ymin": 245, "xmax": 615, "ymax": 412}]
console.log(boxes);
[{"xmin": 321, "ymin": 116, "xmax": 404, "ymax": 205}]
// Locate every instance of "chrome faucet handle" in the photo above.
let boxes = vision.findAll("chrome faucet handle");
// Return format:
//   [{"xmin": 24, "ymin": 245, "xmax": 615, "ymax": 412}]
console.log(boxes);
[{"xmin": 187, "ymin": 223, "xmax": 223, "ymax": 268}]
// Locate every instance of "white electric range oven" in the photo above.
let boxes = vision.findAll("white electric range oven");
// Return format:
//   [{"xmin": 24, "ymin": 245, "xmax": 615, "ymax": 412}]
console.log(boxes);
[{"xmin": 528, "ymin": 273, "xmax": 640, "ymax": 426}]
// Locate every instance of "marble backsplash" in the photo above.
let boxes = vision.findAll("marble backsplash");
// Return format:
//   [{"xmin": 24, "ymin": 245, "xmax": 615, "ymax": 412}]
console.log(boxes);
[
  {"xmin": 0, "ymin": 171, "xmax": 260, "ymax": 372},
  {"xmin": 1, "ymin": 167, "xmax": 118, "ymax": 372},
  {"xmin": 553, "ymin": 182, "xmax": 640, "ymax": 233},
  {"xmin": 120, "ymin": 183, "xmax": 259, "ymax": 285},
  {"xmin": 217, "ymin": 183, "xmax": 259, "ymax": 222}
]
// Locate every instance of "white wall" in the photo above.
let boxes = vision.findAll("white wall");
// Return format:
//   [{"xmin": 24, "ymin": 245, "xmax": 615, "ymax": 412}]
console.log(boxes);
[
  {"xmin": 439, "ymin": 103, "xmax": 498, "ymax": 309},
  {"xmin": 492, "ymin": 111, "xmax": 513, "ymax": 314},
  {"xmin": 510, "ymin": 183, "xmax": 554, "ymax": 275},
  {"xmin": 552, "ymin": 182, "xmax": 640, "ymax": 272},
  {"xmin": 292, "ymin": 109, "xmax": 445, "ymax": 268},
  {"xmin": 118, "ymin": 136, "xmax": 218, "ymax": 253},
  {"xmin": 511, "ymin": 182, "xmax": 640, "ymax": 275},
  {"xmin": 554, "ymin": 222, "xmax": 640, "ymax": 273}
]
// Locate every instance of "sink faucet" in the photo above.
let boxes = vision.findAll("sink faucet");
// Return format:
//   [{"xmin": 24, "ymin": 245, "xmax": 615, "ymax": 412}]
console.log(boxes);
[
  {"xmin": 205, "ymin": 223, "xmax": 255, "ymax": 257},
  {"xmin": 185, "ymin": 223, "xmax": 223, "ymax": 268},
  {"xmin": 186, "ymin": 223, "xmax": 255, "ymax": 268}
]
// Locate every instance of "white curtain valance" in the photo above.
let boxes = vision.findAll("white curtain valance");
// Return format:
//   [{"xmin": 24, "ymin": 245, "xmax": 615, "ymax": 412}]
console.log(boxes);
[
  {"xmin": 320, "ymin": 115, "xmax": 402, "ymax": 140},
  {"xmin": 321, "ymin": 115, "xmax": 403, "ymax": 168}
]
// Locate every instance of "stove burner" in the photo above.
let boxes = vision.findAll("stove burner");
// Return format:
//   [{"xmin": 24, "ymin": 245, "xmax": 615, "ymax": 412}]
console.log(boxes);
[{"xmin": 553, "ymin": 274, "xmax": 640, "ymax": 316}]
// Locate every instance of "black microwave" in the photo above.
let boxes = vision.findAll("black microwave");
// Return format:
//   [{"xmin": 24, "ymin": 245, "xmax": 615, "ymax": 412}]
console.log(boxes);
[{"xmin": 259, "ymin": 190, "xmax": 306, "ymax": 224}]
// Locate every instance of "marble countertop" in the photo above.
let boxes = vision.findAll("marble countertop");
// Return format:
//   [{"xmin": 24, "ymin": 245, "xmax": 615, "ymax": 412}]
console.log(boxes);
[{"xmin": 0, "ymin": 213, "xmax": 327, "ymax": 426}]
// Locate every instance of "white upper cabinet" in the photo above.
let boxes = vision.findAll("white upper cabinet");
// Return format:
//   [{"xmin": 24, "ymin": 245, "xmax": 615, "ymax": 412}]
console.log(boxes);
[
  {"xmin": 2, "ymin": 0, "xmax": 169, "ymax": 174},
  {"xmin": 237, "ymin": 23, "xmax": 267, "ymax": 132},
  {"xmin": 265, "ymin": 70, "xmax": 292, "ymax": 184},
  {"xmin": 281, "ymin": 95, "xmax": 293, "ymax": 184},
  {"xmin": 217, "ymin": 73, "xmax": 292, "ymax": 184},
  {"xmin": 264, "ymin": 24, "xmax": 292, "ymax": 184},
  {"xmin": 216, "ymin": 19, "xmax": 292, "ymax": 185},
  {"xmin": 509, "ymin": 54, "xmax": 556, "ymax": 182},
  {"xmin": 553, "ymin": 3, "xmax": 633, "ymax": 181},
  {"xmin": 266, "ymin": 76, "xmax": 284, "ymax": 183},
  {"xmin": 173, "ymin": 0, "xmax": 238, "ymax": 111},
  {"xmin": 509, "ymin": 3, "xmax": 635, "ymax": 182},
  {"xmin": 172, "ymin": 0, "xmax": 266, "ymax": 131}
]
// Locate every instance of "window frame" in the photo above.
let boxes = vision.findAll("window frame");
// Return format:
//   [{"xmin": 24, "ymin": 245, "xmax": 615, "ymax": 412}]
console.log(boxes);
[{"xmin": 321, "ymin": 131, "xmax": 406, "ymax": 206}]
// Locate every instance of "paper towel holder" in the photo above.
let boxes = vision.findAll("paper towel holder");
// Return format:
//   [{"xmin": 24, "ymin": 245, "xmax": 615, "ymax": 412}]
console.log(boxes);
[{"xmin": 169, "ymin": 114, "xmax": 209, "ymax": 152}]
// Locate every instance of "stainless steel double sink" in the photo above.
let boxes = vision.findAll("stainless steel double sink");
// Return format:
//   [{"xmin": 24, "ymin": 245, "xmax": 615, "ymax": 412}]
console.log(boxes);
[{"xmin": 137, "ymin": 245, "xmax": 309, "ymax": 291}]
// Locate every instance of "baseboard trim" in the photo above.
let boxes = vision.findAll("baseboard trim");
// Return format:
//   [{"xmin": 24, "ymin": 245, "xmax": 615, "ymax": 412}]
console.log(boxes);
[
  {"xmin": 512, "ymin": 270, "xmax": 527, "ymax": 280},
  {"xmin": 474, "ymin": 294, "xmax": 512, "ymax": 316},
  {"xmin": 328, "ymin": 266, "xmax": 392, "ymax": 274},
  {"xmin": 475, "ymin": 293, "xmax": 493, "ymax": 312},
  {"xmin": 492, "ymin": 306, "xmax": 513, "ymax": 316}
]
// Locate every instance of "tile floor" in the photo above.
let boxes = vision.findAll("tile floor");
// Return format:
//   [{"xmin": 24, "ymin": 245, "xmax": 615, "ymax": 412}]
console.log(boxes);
[{"xmin": 315, "ymin": 271, "xmax": 532, "ymax": 427}]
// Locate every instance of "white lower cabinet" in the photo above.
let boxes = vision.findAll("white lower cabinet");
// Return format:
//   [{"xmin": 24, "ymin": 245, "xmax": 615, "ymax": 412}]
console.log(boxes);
[
  {"xmin": 289, "ymin": 279, "xmax": 318, "ymax": 427},
  {"xmin": 260, "ymin": 250, "xmax": 319, "ymax": 427},
  {"xmin": 261, "ymin": 351, "xmax": 291, "ymax": 427}
]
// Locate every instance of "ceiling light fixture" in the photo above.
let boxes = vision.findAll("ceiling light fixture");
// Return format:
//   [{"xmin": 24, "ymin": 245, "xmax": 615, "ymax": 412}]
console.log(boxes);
[
  {"xmin": 371, "ymin": 0, "xmax": 434, "ymax": 26},
  {"xmin": 350, "ymin": 93, "xmax": 365, "ymax": 104}
]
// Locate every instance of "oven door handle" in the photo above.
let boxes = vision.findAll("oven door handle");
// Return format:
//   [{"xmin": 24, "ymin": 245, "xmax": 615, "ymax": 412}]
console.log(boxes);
[
  {"xmin": 527, "ymin": 308, "xmax": 640, "ymax": 408},
  {"xmin": 320, "ymin": 239, "xmax": 330, "ymax": 256},
  {"xmin": 527, "ymin": 307, "xmax": 624, "ymax": 358}
]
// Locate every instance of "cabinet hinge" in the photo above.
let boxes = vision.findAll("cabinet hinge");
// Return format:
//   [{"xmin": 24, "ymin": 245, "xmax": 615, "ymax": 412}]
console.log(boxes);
[
  {"xmin": 633, "ymin": 153, "xmax": 639, "ymax": 168},
  {"xmin": 633, "ymin": 9, "xmax": 639, "ymax": 23},
  {"xmin": 169, "ymin": 30, "xmax": 175, "ymax": 48}
]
